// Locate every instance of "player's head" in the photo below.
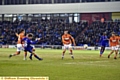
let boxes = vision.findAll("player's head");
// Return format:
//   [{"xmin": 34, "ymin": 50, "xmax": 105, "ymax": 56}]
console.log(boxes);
[
  {"xmin": 111, "ymin": 32, "xmax": 115, "ymax": 36},
  {"xmin": 115, "ymin": 34, "xmax": 119, "ymax": 36},
  {"xmin": 103, "ymin": 32, "xmax": 106, "ymax": 36},
  {"xmin": 101, "ymin": 18, "xmax": 104, "ymax": 23},
  {"xmin": 19, "ymin": 29, "xmax": 25, "ymax": 34},
  {"xmin": 27, "ymin": 33, "xmax": 33, "ymax": 39},
  {"xmin": 64, "ymin": 29, "xmax": 68, "ymax": 34}
]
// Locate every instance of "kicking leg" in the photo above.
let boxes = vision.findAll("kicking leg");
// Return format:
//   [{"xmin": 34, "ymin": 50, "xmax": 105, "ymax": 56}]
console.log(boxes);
[
  {"xmin": 33, "ymin": 53, "xmax": 43, "ymax": 60},
  {"xmin": 9, "ymin": 51, "xmax": 20, "ymax": 58},
  {"xmin": 9, "ymin": 44, "xmax": 22, "ymax": 58},
  {"xmin": 29, "ymin": 48, "xmax": 35, "ymax": 60},
  {"xmin": 29, "ymin": 49, "xmax": 42, "ymax": 60}
]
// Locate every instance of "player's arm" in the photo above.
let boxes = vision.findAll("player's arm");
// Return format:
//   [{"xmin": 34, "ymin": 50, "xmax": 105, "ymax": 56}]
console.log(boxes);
[
  {"xmin": 30, "ymin": 38, "xmax": 40, "ymax": 44},
  {"xmin": 15, "ymin": 33, "xmax": 19, "ymax": 37},
  {"xmin": 62, "ymin": 36, "xmax": 66, "ymax": 44},
  {"xmin": 117, "ymin": 37, "xmax": 120, "ymax": 45},
  {"xmin": 70, "ymin": 36, "xmax": 76, "ymax": 46},
  {"xmin": 105, "ymin": 37, "xmax": 109, "ymax": 40},
  {"xmin": 119, "ymin": 37, "xmax": 120, "ymax": 45},
  {"xmin": 109, "ymin": 38, "xmax": 111, "ymax": 46},
  {"xmin": 103, "ymin": 36, "xmax": 109, "ymax": 41}
]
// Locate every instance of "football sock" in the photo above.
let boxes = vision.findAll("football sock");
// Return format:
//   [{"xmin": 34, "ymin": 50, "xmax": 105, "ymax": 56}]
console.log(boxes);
[
  {"xmin": 30, "ymin": 53, "xmax": 33, "ymax": 58},
  {"xmin": 34, "ymin": 55, "xmax": 42, "ymax": 60}
]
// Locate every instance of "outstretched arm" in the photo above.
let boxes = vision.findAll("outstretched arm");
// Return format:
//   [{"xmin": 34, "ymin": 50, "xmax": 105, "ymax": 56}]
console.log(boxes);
[
  {"xmin": 30, "ymin": 38, "xmax": 41, "ymax": 44},
  {"xmin": 15, "ymin": 33, "xmax": 19, "ymax": 37}
]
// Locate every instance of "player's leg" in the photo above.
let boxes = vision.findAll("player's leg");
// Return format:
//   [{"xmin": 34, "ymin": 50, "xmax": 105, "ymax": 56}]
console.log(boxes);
[
  {"xmin": 29, "ymin": 46, "xmax": 35, "ymax": 59},
  {"xmin": 30, "ymin": 52, "xmax": 43, "ymax": 60},
  {"xmin": 118, "ymin": 46, "xmax": 120, "ymax": 58},
  {"xmin": 9, "ymin": 44, "xmax": 22, "ymax": 58},
  {"xmin": 28, "ymin": 47, "xmax": 43, "ymax": 60},
  {"xmin": 100, "ymin": 46, "xmax": 105, "ymax": 57},
  {"xmin": 114, "ymin": 50, "xmax": 118, "ymax": 59},
  {"xmin": 108, "ymin": 50, "xmax": 114, "ymax": 58},
  {"xmin": 69, "ymin": 44, "xmax": 74, "ymax": 59},
  {"xmin": 62, "ymin": 45, "xmax": 67, "ymax": 59},
  {"xmin": 29, "ymin": 51, "xmax": 43, "ymax": 60},
  {"xmin": 119, "ymin": 48, "xmax": 120, "ymax": 58},
  {"xmin": 114, "ymin": 46, "xmax": 119, "ymax": 59},
  {"xmin": 23, "ymin": 51, "xmax": 27, "ymax": 60},
  {"xmin": 108, "ymin": 46, "xmax": 114, "ymax": 58}
]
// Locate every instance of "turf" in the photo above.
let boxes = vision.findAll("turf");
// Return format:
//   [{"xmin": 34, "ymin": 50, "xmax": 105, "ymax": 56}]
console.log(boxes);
[{"xmin": 0, "ymin": 48, "xmax": 120, "ymax": 80}]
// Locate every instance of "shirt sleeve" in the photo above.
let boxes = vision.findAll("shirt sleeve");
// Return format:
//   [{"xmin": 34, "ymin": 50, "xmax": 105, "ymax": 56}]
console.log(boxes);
[{"xmin": 30, "ymin": 40, "xmax": 38, "ymax": 44}]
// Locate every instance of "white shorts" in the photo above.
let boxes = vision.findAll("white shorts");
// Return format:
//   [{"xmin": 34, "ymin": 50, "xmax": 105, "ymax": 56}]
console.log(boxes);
[
  {"xmin": 116, "ymin": 45, "xmax": 120, "ymax": 48},
  {"xmin": 17, "ymin": 44, "xmax": 23, "ymax": 51},
  {"xmin": 116, "ymin": 45, "xmax": 120, "ymax": 50},
  {"xmin": 63, "ymin": 44, "xmax": 72, "ymax": 49},
  {"xmin": 111, "ymin": 46, "xmax": 118, "ymax": 50}
]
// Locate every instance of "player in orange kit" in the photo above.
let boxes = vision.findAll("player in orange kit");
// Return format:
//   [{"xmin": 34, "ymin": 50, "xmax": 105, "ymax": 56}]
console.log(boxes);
[
  {"xmin": 9, "ymin": 29, "xmax": 25, "ymax": 58},
  {"xmin": 116, "ymin": 35, "xmax": 120, "ymax": 58},
  {"xmin": 62, "ymin": 29, "xmax": 76, "ymax": 59},
  {"xmin": 108, "ymin": 32, "xmax": 119, "ymax": 59},
  {"xmin": 117, "ymin": 35, "xmax": 120, "ymax": 58}
]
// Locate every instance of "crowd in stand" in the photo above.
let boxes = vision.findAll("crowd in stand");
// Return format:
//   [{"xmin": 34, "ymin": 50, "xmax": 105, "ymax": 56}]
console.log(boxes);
[
  {"xmin": 0, "ymin": 19, "xmax": 88, "ymax": 45},
  {"xmin": 0, "ymin": 19, "xmax": 120, "ymax": 46},
  {"xmin": 76, "ymin": 20, "xmax": 120, "ymax": 46}
]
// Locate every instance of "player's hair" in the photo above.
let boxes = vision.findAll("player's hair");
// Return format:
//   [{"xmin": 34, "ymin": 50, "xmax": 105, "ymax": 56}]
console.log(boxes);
[
  {"xmin": 111, "ymin": 32, "xmax": 115, "ymax": 34},
  {"xmin": 28, "ymin": 33, "xmax": 33, "ymax": 37},
  {"xmin": 19, "ymin": 29, "xmax": 25, "ymax": 34},
  {"xmin": 103, "ymin": 32, "xmax": 106, "ymax": 35},
  {"xmin": 64, "ymin": 29, "xmax": 69, "ymax": 32},
  {"xmin": 115, "ymin": 34, "xmax": 119, "ymax": 36}
]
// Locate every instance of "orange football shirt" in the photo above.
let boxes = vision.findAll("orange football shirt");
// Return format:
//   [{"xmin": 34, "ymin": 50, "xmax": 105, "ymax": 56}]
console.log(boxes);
[
  {"xmin": 62, "ymin": 34, "xmax": 73, "ymax": 45},
  {"xmin": 17, "ymin": 33, "xmax": 25, "ymax": 44}
]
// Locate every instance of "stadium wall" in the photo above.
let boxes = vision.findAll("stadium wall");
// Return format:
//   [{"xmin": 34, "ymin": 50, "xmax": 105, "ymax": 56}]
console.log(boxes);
[
  {"xmin": 0, "ymin": 2, "xmax": 120, "ymax": 14},
  {"xmin": 80, "ymin": 13, "xmax": 111, "ymax": 24}
]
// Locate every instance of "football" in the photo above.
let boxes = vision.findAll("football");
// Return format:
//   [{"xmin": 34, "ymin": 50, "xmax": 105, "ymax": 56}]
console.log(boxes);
[{"xmin": 83, "ymin": 44, "xmax": 88, "ymax": 49}]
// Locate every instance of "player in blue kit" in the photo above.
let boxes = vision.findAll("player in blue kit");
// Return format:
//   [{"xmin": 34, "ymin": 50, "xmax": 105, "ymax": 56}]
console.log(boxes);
[
  {"xmin": 100, "ymin": 32, "xmax": 109, "ymax": 57},
  {"xmin": 22, "ymin": 33, "xmax": 43, "ymax": 60}
]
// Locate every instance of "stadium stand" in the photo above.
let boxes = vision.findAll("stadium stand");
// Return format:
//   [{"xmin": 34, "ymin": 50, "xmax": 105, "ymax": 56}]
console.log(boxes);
[
  {"xmin": 0, "ymin": 19, "xmax": 88, "ymax": 45},
  {"xmin": 0, "ymin": 19, "xmax": 120, "ymax": 46},
  {"xmin": 0, "ymin": 0, "xmax": 119, "ymax": 46},
  {"xmin": 76, "ymin": 20, "xmax": 120, "ymax": 46}
]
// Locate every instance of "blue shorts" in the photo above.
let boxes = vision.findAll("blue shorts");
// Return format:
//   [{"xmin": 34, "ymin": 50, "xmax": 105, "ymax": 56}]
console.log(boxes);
[
  {"xmin": 101, "ymin": 43, "xmax": 106, "ymax": 47},
  {"xmin": 24, "ymin": 46, "xmax": 33, "ymax": 53}
]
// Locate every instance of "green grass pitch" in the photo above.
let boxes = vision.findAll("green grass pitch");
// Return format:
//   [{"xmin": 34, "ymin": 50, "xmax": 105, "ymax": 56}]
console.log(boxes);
[{"xmin": 0, "ymin": 48, "xmax": 120, "ymax": 80}]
